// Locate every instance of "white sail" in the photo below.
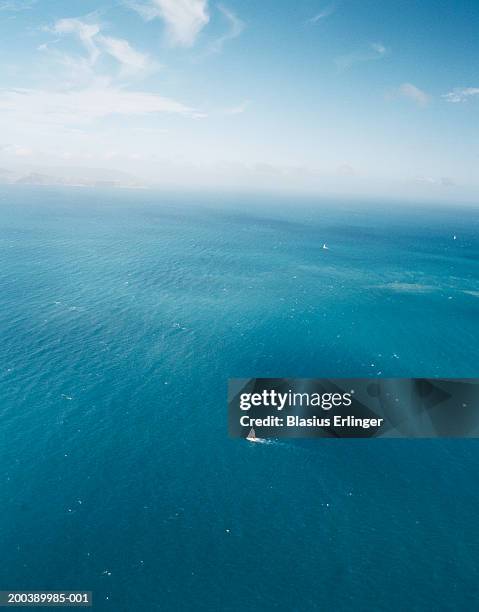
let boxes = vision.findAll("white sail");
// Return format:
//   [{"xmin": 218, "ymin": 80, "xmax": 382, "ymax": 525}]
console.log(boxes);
[{"xmin": 246, "ymin": 427, "xmax": 269, "ymax": 444}]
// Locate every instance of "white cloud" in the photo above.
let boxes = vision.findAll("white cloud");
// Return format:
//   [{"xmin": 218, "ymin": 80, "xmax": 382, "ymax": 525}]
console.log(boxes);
[
  {"xmin": 0, "ymin": 0, "xmax": 36, "ymax": 10},
  {"xmin": 126, "ymin": 0, "xmax": 209, "ymax": 47},
  {"xmin": 52, "ymin": 18, "xmax": 101, "ymax": 64},
  {"xmin": 46, "ymin": 51, "xmax": 103, "ymax": 89},
  {"xmin": 413, "ymin": 175, "xmax": 456, "ymax": 187},
  {"xmin": 0, "ymin": 87, "xmax": 202, "ymax": 127},
  {"xmin": 442, "ymin": 88, "xmax": 479, "ymax": 103},
  {"xmin": 50, "ymin": 17, "xmax": 154, "ymax": 76},
  {"xmin": 206, "ymin": 4, "xmax": 243, "ymax": 55},
  {"xmin": 222, "ymin": 100, "xmax": 249, "ymax": 115},
  {"xmin": 0, "ymin": 143, "xmax": 34, "ymax": 156},
  {"xmin": 335, "ymin": 42, "xmax": 388, "ymax": 70},
  {"xmin": 370, "ymin": 42, "xmax": 386, "ymax": 55},
  {"xmin": 9, "ymin": 14, "xmax": 202, "ymax": 163},
  {"xmin": 398, "ymin": 83, "xmax": 430, "ymax": 106},
  {"xmin": 97, "ymin": 35, "xmax": 153, "ymax": 75},
  {"xmin": 309, "ymin": 4, "xmax": 336, "ymax": 23}
]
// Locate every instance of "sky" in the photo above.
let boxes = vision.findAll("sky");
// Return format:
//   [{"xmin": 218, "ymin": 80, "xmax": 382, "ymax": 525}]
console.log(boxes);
[{"xmin": 0, "ymin": 0, "xmax": 478, "ymax": 200}]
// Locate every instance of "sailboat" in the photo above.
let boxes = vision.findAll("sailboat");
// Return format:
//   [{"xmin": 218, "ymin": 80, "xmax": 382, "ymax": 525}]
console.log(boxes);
[
  {"xmin": 246, "ymin": 427, "xmax": 261, "ymax": 443},
  {"xmin": 322, "ymin": 243, "xmax": 329, "ymax": 250}
]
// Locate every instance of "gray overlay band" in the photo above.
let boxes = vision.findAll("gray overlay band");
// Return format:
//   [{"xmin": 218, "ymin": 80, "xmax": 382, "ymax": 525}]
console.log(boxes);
[{"xmin": 228, "ymin": 378, "xmax": 479, "ymax": 438}]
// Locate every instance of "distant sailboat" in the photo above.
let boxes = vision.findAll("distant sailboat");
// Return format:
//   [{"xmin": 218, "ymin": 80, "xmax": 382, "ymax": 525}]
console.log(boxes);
[
  {"xmin": 322, "ymin": 243, "xmax": 329, "ymax": 250},
  {"xmin": 246, "ymin": 427, "xmax": 261, "ymax": 443}
]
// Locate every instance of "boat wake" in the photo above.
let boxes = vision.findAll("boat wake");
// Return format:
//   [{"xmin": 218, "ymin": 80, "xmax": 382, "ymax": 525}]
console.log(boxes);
[{"xmin": 246, "ymin": 428, "xmax": 278, "ymax": 446}]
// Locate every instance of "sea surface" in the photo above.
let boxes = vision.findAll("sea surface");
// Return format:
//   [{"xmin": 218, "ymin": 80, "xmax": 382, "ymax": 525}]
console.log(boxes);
[{"xmin": 0, "ymin": 186, "xmax": 478, "ymax": 611}]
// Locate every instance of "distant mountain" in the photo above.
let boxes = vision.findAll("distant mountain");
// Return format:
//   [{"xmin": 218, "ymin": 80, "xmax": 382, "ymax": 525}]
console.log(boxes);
[
  {"xmin": 16, "ymin": 173, "xmax": 56, "ymax": 185},
  {"xmin": 2, "ymin": 166, "xmax": 147, "ymax": 188},
  {"xmin": 0, "ymin": 168, "xmax": 13, "ymax": 182}
]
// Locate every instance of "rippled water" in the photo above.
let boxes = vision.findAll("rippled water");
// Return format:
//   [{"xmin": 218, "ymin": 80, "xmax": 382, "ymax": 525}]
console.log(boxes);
[{"xmin": 0, "ymin": 186, "xmax": 478, "ymax": 610}]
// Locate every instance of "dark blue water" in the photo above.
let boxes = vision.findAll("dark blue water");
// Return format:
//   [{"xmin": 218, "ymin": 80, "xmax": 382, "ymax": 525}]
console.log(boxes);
[{"xmin": 0, "ymin": 186, "xmax": 478, "ymax": 611}]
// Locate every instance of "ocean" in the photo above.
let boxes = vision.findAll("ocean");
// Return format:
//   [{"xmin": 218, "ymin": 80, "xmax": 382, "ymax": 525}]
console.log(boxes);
[{"xmin": 0, "ymin": 186, "xmax": 478, "ymax": 611}]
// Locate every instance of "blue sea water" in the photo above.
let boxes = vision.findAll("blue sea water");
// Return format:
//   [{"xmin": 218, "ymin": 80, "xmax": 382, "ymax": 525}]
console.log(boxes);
[{"xmin": 0, "ymin": 186, "xmax": 478, "ymax": 611}]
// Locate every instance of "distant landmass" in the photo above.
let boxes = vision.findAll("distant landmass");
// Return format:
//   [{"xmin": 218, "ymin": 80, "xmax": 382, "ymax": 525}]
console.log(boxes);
[{"xmin": 0, "ymin": 166, "xmax": 146, "ymax": 189}]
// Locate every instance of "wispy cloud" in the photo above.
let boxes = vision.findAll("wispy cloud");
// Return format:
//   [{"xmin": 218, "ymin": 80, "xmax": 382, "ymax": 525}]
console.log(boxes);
[
  {"xmin": 0, "ymin": 87, "xmax": 202, "ymax": 127},
  {"xmin": 207, "ymin": 4, "xmax": 244, "ymax": 55},
  {"xmin": 396, "ymin": 83, "xmax": 430, "ymax": 107},
  {"xmin": 3, "ymin": 12, "xmax": 204, "ymax": 135},
  {"xmin": 97, "ymin": 35, "xmax": 154, "ymax": 75},
  {"xmin": 0, "ymin": 143, "xmax": 34, "ymax": 156},
  {"xmin": 50, "ymin": 17, "xmax": 154, "ymax": 76},
  {"xmin": 126, "ymin": 0, "xmax": 209, "ymax": 47},
  {"xmin": 442, "ymin": 87, "xmax": 479, "ymax": 103},
  {"xmin": 221, "ymin": 100, "xmax": 249, "ymax": 115},
  {"xmin": 335, "ymin": 42, "xmax": 388, "ymax": 70},
  {"xmin": 309, "ymin": 3, "xmax": 336, "ymax": 24},
  {"xmin": 0, "ymin": 0, "xmax": 36, "ymax": 10},
  {"xmin": 371, "ymin": 42, "xmax": 387, "ymax": 55},
  {"xmin": 413, "ymin": 175, "xmax": 456, "ymax": 187},
  {"xmin": 52, "ymin": 18, "xmax": 101, "ymax": 64}
]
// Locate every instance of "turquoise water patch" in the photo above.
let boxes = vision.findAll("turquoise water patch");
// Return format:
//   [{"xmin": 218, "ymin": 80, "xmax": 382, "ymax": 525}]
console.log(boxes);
[{"xmin": 0, "ymin": 187, "xmax": 478, "ymax": 610}]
